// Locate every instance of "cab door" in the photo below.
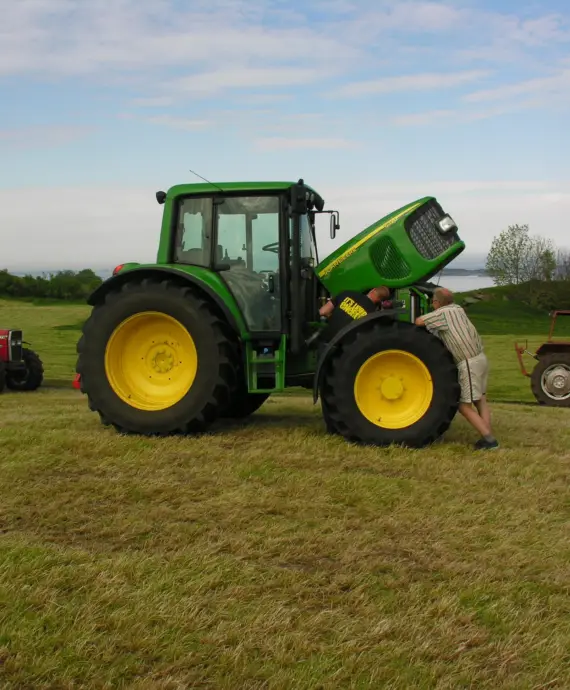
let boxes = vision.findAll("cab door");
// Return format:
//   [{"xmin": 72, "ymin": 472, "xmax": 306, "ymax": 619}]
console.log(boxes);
[{"xmin": 214, "ymin": 194, "xmax": 282, "ymax": 333}]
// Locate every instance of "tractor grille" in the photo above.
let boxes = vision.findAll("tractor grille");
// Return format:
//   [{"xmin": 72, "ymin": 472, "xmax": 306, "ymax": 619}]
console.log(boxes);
[
  {"xmin": 406, "ymin": 200, "xmax": 460, "ymax": 260},
  {"xmin": 370, "ymin": 235, "xmax": 411, "ymax": 280},
  {"xmin": 9, "ymin": 330, "xmax": 23, "ymax": 362}
]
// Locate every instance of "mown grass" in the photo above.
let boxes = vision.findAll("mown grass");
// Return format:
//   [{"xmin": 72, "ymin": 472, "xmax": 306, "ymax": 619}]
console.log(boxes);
[
  {"xmin": 1, "ymin": 390, "xmax": 570, "ymax": 688},
  {"xmin": 1, "ymin": 298, "xmax": 570, "ymax": 687},
  {"xmin": 0, "ymin": 294, "xmax": 570, "ymax": 690}
]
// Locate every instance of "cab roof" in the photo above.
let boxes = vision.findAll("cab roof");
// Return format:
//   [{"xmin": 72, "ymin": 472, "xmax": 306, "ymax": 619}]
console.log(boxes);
[{"xmin": 166, "ymin": 180, "xmax": 318, "ymax": 196}]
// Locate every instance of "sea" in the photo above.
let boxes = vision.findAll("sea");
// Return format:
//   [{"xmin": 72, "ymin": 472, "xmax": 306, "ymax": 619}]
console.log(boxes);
[{"xmin": 431, "ymin": 274, "xmax": 495, "ymax": 293}]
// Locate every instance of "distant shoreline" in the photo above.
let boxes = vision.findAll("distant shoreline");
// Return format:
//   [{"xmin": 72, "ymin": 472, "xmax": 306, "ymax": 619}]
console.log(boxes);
[{"xmin": 440, "ymin": 268, "xmax": 487, "ymax": 276}]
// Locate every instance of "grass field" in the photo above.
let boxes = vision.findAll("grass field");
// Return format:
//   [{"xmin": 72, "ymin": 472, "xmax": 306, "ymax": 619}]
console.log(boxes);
[{"xmin": 1, "ymin": 298, "xmax": 570, "ymax": 689}]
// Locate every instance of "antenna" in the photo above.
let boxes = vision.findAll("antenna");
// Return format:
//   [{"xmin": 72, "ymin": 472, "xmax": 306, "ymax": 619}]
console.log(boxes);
[{"xmin": 189, "ymin": 168, "xmax": 225, "ymax": 194}]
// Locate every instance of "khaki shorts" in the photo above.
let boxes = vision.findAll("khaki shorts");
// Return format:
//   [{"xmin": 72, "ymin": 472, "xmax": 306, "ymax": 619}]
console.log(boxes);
[{"xmin": 457, "ymin": 352, "xmax": 489, "ymax": 403}]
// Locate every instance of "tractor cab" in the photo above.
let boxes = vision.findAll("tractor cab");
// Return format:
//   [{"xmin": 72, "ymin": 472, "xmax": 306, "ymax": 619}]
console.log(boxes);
[
  {"xmin": 155, "ymin": 181, "xmax": 335, "ymax": 392},
  {"xmin": 167, "ymin": 181, "xmax": 325, "ymax": 341}
]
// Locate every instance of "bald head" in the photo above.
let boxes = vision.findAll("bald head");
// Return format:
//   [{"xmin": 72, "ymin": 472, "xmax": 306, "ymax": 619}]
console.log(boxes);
[
  {"xmin": 433, "ymin": 287, "xmax": 454, "ymax": 306},
  {"xmin": 367, "ymin": 286, "xmax": 390, "ymax": 304}
]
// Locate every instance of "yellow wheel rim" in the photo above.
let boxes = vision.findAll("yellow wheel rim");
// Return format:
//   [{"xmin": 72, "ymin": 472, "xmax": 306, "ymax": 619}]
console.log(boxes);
[
  {"xmin": 104, "ymin": 311, "xmax": 198, "ymax": 411},
  {"xmin": 354, "ymin": 349, "xmax": 433, "ymax": 429}
]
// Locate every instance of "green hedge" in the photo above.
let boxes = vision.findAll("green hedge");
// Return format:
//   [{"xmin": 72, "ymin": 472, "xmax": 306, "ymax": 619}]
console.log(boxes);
[{"xmin": 0, "ymin": 269, "xmax": 103, "ymax": 301}]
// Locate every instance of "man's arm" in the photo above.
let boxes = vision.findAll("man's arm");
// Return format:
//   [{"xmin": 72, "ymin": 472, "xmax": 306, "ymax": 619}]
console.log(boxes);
[
  {"xmin": 415, "ymin": 308, "xmax": 447, "ymax": 332},
  {"xmin": 319, "ymin": 299, "xmax": 335, "ymax": 318}
]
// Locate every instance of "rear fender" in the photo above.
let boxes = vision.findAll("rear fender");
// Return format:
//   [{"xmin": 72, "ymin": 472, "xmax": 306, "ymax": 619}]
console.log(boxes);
[
  {"xmin": 87, "ymin": 266, "xmax": 242, "ymax": 336},
  {"xmin": 312, "ymin": 309, "xmax": 405, "ymax": 403},
  {"xmin": 536, "ymin": 342, "xmax": 570, "ymax": 357}
]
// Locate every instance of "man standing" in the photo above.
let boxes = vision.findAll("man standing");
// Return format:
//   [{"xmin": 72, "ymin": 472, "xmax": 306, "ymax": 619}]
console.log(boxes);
[{"xmin": 415, "ymin": 287, "xmax": 499, "ymax": 451}]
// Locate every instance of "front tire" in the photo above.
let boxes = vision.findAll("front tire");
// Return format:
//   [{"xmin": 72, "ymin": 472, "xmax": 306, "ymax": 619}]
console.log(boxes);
[
  {"xmin": 530, "ymin": 352, "xmax": 570, "ymax": 407},
  {"xmin": 0, "ymin": 361, "xmax": 6, "ymax": 394},
  {"xmin": 76, "ymin": 278, "xmax": 240, "ymax": 435},
  {"xmin": 321, "ymin": 319, "xmax": 460, "ymax": 447},
  {"xmin": 5, "ymin": 348, "xmax": 44, "ymax": 391}
]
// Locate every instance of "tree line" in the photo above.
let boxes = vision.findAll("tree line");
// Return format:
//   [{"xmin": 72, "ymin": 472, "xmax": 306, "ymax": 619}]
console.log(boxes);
[
  {"xmin": 0, "ymin": 269, "xmax": 103, "ymax": 301},
  {"xmin": 485, "ymin": 224, "xmax": 570, "ymax": 310}
]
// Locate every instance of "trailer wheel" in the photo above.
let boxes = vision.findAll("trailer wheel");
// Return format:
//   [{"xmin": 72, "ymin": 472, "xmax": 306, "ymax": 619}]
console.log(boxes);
[{"xmin": 531, "ymin": 352, "xmax": 570, "ymax": 407}]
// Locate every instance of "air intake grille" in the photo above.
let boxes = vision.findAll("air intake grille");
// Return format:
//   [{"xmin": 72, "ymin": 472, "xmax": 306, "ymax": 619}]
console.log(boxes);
[
  {"xmin": 9, "ymin": 330, "xmax": 23, "ymax": 362},
  {"xmin": 406, "ymin": 200, "xmax": 459, "ymax": 260},
  {"xmin": 371, "ymin": 235, "xmax": 411, "ymax": 280}
]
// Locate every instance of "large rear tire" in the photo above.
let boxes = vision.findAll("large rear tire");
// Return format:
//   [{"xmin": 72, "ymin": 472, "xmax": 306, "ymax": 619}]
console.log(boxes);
[
  {"xmin": 5, "ymin": 348, "xmax": 44, "ymax": 391},
  {"xmin": 76, "ymin": 278, "xmax": 239, "ymax": 435},
  {"xmin": 321, "ymin": 319, "xmax": 460, "ymax": 447},
  {"xmin": 530, "ymin": 352, "xmax": 570, "ymax": 407}
]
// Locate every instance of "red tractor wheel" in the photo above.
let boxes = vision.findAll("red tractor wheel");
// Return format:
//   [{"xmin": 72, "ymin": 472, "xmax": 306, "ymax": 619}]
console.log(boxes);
[{"xmin": 5, "ymin": 348, "xmax": 44, "ymax": 392}]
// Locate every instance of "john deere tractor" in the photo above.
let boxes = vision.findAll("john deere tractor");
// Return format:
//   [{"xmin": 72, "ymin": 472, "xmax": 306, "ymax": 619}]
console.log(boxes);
[{"xmin": 76, "ymin": 179, "xmax": 465, "ymax": 447}]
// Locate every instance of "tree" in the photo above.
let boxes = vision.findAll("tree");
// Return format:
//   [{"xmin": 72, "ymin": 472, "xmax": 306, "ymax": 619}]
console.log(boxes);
[
  {"xmin": 0, "ymin": 268, "xmax": 104, "ymax": 301},
  {"xmin": 555, "ymin": 249, "xmax": 570, "ymax": 280},
  {"xmin": 486, "ymin": 224, "xmax": 556, "ymax": 286},
  {"xmin": 486, "ymin": 224, "xmax": 532, "ymax": 285},
  {"xmin": 522, "ymin": 235, "xmax": 556, "ymax": 282}
]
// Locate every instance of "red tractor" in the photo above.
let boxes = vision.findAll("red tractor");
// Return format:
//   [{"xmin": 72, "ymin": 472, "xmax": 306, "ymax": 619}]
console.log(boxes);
[{"xmin": 0, "ymin": 329, "xmax": 44, "ymax": 393}]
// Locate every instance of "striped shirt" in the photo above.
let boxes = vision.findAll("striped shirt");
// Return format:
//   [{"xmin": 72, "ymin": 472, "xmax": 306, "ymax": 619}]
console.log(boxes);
[{"xmin": 421, "ymin": 303, "xmax": 483, "ymax": 363}]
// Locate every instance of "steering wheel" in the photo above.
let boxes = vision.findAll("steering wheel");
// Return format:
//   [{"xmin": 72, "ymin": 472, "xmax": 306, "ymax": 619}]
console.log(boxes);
[{"xmin": 262, "ymin": 241, "xmax": 279, "ymax": 254}]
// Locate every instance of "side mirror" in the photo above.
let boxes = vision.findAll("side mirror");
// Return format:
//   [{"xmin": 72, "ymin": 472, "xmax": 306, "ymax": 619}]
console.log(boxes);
[
  {"xmin": 330, "ymin": 211, "xmax": 340, "ymax": 239},
  {"xmin": 156, "ymin": 191, "xmax": 166, "ymax": 204}
]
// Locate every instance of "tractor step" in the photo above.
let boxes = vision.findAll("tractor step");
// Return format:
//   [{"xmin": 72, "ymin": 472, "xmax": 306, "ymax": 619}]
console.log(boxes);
[{"xmin": 246, "ymin": 337, "xmax": 286, "ymax": 393}]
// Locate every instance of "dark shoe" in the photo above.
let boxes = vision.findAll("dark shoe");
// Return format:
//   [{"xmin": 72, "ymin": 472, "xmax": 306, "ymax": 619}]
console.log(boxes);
[{"xmin": 474, "ymin": 438, "xmax": 499, "ymax": 451}]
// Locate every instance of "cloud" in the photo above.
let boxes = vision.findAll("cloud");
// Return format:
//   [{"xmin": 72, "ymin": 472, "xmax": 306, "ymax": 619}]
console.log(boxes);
[
  {"xmin": 313, "ymin": 179, "xmax": 570, "ymax": 258},
  {"xmin": 389, "ymin": 98, "xmax": 545, "ymax": 126},
  {"xmin": 2, "ymin": 181, "xmax": 569, "ymax": 272},
  {"xmin": 346, "ymin": 1, "xmax": 464, "ymax": 37},
  {"xmin": 0, "ymin": 125, "xmax": 94, "ymax": 150},
  {"xmin": 455, "ymin": 12, "xmax": 570, "ymax": 64},
  {"xmin": 130, "ymin": 97, "xmax": 175, "ymax": 107},
  {"xmin": 333, "ymin": 70, "xmax": 491, "ymax": 97},
  {"xmin": 167, "ymin": 67, "xmax": 328, "ymax": 96},
  {"xmin": 464, "ymin": 69, "xmax": 570, "ymax": 103},
  {"xmin": 2, "ymin": 0, "xmax": 569, "ymax": 127},
  {"xmin": 144, "ymin": 115, "xmax": 211, "ymax": 130},
  {"xmin": 0, "ymin": 0, "xmax": 358, "ymax": 85},
  {"xmin": 495, "ymin": 13, "xmax": 570, "ymax": 48},
  {"xmin": 254, "ymin": 137, "xmax": 357, "ymax": 151},
  {"xmin": 0, "ymin": 186, "xmax": 163, "ymax": 271},
  {"xmin": 235, "ymin": 94, "xmax": 293, "ymax": 105}
]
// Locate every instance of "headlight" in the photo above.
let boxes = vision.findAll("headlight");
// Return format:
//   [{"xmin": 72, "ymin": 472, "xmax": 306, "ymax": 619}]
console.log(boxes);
[{"xmin": 437, "ymin": 215, "xmax": 457, "ymax": 233}]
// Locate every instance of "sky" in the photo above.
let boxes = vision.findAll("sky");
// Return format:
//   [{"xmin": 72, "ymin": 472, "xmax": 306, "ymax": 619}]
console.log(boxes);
[{"xmin": 1, "ymin": 0, "xmax": 569, "ymax": 272}]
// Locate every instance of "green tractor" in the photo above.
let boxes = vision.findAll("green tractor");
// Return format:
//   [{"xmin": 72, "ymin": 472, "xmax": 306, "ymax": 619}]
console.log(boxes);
[{"xmin": 76, "ymin": 179, "xmax": 464, "ymax": 447}]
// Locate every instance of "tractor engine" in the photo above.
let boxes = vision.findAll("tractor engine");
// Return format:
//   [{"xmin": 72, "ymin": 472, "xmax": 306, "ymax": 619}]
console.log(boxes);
[
  {"xmin": 0, "ymin": 329, "xmax": 23, "ymax": 363},
  {"xmin": 316, "ymin": 197, "xmax": 463, "ymax": 295}
]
